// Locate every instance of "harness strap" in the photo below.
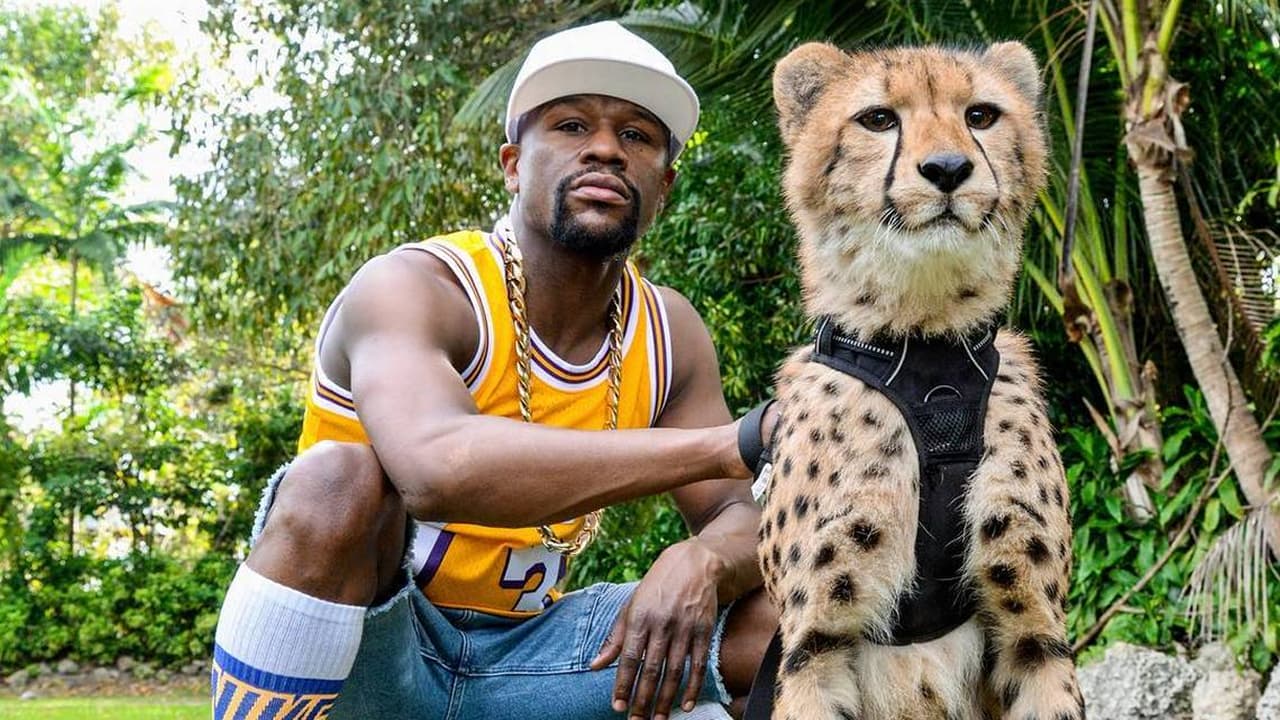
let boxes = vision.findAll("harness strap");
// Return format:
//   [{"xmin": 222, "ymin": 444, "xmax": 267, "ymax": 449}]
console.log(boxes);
[{"xmin": 742, "ymin": 632, "xmax": 782, "ymax": 720}]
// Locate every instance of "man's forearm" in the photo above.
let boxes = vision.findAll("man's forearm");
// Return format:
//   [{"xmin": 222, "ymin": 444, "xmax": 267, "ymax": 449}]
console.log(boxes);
[
  {"xmin": 374, "ymin": 415, "xmax": 743, "ymax": 527},
  {"xmin": 690, "ymin": 500, "xmax": 764, "ymax": 603}
]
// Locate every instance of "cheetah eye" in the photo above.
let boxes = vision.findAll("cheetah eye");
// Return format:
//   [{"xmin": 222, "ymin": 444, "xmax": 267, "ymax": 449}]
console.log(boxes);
[
  {"xmin": 855, "ymin": 107, "xmax": 899, "ymax": 132},
  {"xmin": 966, "ymin": 104, "xmax": 1001, "ymax": 130}
]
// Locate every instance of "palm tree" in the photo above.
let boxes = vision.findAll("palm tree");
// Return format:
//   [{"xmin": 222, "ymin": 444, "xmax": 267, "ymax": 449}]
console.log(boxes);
[
  {"xmin": 1, "ymin": 16, "xmax": 171, "ymax": 553},
  {"xmin": 2, "ymin": 44, "xmax": 170, "ymax": 415},
  {"xmin": 1094, "ymin": 0, "xmax": 1280, "ymax": 556}
]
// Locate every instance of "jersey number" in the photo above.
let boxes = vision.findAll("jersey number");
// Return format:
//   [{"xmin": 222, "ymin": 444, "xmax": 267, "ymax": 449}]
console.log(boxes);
[{"xmin": 500, "ymin": 546, "xmax": 567, "ymax": 613}]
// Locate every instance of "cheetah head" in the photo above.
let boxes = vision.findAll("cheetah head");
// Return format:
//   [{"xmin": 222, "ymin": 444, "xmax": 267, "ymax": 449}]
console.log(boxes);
[{"xmin": 773, "ymin": 42, "xmax": 1048, "ymax": 338}]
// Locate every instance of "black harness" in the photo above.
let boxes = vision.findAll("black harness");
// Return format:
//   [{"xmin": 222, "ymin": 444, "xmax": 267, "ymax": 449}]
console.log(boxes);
[{"xmin": 743, "ymin": 318, "xmax": 1000, "ymax": 719}]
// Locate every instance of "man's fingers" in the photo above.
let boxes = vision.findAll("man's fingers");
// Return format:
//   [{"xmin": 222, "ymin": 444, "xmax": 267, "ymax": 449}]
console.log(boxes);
[
  {"xmin": 591, "ymin": 612, "xmax": 629, "ymax": 671},
  {"xmin": 651, "ymin": 633, "xmax": 693, "ymax": 720},
  {"xmin": 680, "ymin": 623, "xmax": 712, "ymax": 713},
  {"xmin": 611, "ymin": 627, "xmax": 649, "ymax": 714},
  {"xmin": 627, "ymin": 634, "xmax": 670, "ymax": 720}
]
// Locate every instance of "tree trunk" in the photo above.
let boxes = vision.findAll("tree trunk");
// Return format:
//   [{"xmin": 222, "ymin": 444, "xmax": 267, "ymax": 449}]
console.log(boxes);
[
  {"xmin": 68, "ymin": 249, "xmax": 78, "ymax": 557},
  {"xmin": 68, "ymin": 249, "xmax": 78, "ymax": 420},
  {"xmin": 1133, "ymin": 161, "xmax": 1280, "ymax": 558}
]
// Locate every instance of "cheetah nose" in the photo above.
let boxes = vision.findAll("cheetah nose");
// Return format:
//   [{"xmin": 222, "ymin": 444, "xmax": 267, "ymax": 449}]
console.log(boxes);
[{"xmin": 918, "ymin": 153, "xmax": 974, "ymax": 193}]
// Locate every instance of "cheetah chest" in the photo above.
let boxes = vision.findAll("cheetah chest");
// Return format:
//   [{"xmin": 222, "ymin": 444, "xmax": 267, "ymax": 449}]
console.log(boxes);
[{"xmin": 761, "ymin": 321, "xmax": 999, "ymax": 644}]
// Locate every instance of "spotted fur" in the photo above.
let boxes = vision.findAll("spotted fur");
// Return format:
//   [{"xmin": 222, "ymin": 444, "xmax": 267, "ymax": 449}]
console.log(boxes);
[{"xmin": 760, "ymin": 42, "xmax": 1083, "ymax": 720}]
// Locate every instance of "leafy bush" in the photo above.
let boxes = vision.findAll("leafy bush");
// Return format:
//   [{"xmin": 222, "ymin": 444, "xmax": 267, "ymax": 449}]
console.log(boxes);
[
  {"xmin": 0, "ymin": 553, "xmax": 236, "ymax": 670},
  {"xmin": 1066, "ymin": 386, "xmax": 1280, "ymax": 671}
]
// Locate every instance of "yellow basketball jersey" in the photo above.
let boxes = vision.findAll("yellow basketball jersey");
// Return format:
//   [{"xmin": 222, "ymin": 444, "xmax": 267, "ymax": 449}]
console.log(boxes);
[{"xmin": 297, "ymin": 223, "xmax": 673, "ymax": 617}]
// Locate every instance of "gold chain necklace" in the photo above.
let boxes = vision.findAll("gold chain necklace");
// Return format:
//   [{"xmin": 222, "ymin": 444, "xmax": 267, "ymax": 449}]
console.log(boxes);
[{"xmin": 499, "ymin": 222, "xmax": 623, "ymax": 556}]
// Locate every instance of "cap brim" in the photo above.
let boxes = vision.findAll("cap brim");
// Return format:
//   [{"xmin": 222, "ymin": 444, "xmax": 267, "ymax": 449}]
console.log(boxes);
[{"xmin": 505, "ymin": 57, "xmax": 699, "ymax": 158}]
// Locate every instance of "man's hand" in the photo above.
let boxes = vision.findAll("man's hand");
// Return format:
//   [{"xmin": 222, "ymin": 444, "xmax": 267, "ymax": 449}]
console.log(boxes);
[{"xmin": 591, "ymin": 539, "xmax": 723, "ymax": 719}]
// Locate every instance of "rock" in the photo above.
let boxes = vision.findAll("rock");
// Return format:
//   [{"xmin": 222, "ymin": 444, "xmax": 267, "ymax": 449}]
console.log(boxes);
[
  {"xmin": 35, "ymin": 662, "xmax": 52, "ymax": 677},
  {"xmin": 90, "ymin": 667, "xmax": 118, "ymax": 682},
  {"xmin": 156, "ymin": 668, "xmax": 171, "ymax": 683},
  {"xmin": 132, "ymin": 661, "xmax": 154, "ymax": 680},
  {"xmin": 1191, "ymin": 643, "xmax": 1260, "ymax": 720},
  {"xmin": 116, "ymin": 655, "xmax": 136, "ymax": 672},
  {"xmin": 54, "ymin": 659, "xmax": 78, "ymax": 675},
  {"xmin": 19, "ymin": 689, "xmax": 38, "ymax": 701},
  {"xmin": 181, "ymin": 661, "xmax": 201, "ymax": 676},
  {"xmin": 1078, "ymin": 642, "xmax": 1201, "ymax": 720},
  {"xmin": 1258, "ymin": 670, "xmax": 1280, "ymax": 720},
  {"xmin": 5, "ymin": 668, "xmax": 29, "ymax": 688}
]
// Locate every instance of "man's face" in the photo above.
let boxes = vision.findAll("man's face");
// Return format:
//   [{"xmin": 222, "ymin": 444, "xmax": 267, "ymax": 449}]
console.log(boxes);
[{"xmin": 501, "ymin": 94, "xmax": 675, "ymax": 259}]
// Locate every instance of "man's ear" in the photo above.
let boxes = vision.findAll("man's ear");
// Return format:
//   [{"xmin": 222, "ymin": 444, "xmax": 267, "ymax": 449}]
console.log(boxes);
[
  {"xmin": 656, "ymin": 166, "xmax": 677, "ymax": 216},
  {"xmin": 499, "ymin": 143, "xmax": 521, "ymax": 194},
  {"xmin": 773, "ymin": 42, "xmax": 850, "ymax": 146}
]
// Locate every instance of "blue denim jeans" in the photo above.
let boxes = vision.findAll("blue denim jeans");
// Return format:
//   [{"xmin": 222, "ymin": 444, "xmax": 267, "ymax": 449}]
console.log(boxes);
[
  {"xmin": 252, "ymin": 464, "xmax": 732, "ymax": 719},
  {"xmin": 327, "ymin": 580, "xmax": 729, "ymax": 719}
]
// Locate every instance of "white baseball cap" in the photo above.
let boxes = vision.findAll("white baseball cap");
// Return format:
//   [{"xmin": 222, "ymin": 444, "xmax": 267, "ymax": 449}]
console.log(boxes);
[{"xmin": 504, "ymin": 20, "xmax": 700, "ymax": 160}]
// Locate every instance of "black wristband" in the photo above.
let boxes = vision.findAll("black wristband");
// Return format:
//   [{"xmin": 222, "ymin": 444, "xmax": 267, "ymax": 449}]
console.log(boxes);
[{"xmin": 737, "ymin": 399, "xmax": 775, "ymax": 476}]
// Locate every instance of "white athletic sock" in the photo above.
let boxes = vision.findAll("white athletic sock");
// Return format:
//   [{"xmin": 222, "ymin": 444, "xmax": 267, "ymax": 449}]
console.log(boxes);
[{"xmin": 211, "ymin": 564, "xmax": 365, "ymax": 719}]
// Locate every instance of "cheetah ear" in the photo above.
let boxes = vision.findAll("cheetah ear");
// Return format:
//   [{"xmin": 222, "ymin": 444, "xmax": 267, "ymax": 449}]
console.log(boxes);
[
  {"xmin": 984, "ymin": 41, "xmax": 1042, "ymax": 106},
  {"xmin": 773, "ymin": 42, "xmax": 851, "ymax": 145}
]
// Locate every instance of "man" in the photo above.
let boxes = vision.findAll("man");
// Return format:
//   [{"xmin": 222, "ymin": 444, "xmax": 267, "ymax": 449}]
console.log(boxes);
[{"xmin": 210, "ymin": 20, "xmax": 775, "ymax": 720}]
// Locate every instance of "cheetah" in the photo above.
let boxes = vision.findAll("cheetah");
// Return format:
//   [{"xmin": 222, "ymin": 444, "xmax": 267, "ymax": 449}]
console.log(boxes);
[{"xmin": 755, "ymin": 42, "xmax": 1084, "ymax": 720}]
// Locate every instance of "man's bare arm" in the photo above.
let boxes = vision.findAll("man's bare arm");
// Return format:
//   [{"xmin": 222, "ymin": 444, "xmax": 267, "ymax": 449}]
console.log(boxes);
[
  {"xmin": 657, "ymin": 288, "xmax": 763, "ymax": 603},
  {"xmin": 591, "ymin": 287, "xmax": 766, "ymax": 720},
  {"xmin": 338, "ymin": 252, "xmax": 748, "ymax": 527}
]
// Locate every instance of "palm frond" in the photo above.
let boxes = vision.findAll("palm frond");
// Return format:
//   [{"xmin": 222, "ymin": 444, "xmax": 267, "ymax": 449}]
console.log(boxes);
[
  {"xmin": 1217, "ymin": 0, "xmax": 1280, "ymax": 31},
  {"xmin": 4, "ymin": 232, "xmax": 68, "ymax": 253},
  {"xmin": 0, "ymin": 241, "xmax": 40, "ymax": 294},
  {"xmin": 1184, "ymin": 507, "xmax": 1277, "ymax": 644},
  {"xmin": 452, "ymin": 0, "xmax": 916, "ymax": 132},
  {"xmin": 451, "ymin": 57, "xmax": 522, "ymax": 132},
  {"xmin": 448, "ymin": 0, "xmax": 622, "ymax": 132}
]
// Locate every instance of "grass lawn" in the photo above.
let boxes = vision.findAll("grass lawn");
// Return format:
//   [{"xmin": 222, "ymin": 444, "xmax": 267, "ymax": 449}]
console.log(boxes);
[{"xmin": 0, "ymin": 696, "xmax": 205, "ymax": 719}]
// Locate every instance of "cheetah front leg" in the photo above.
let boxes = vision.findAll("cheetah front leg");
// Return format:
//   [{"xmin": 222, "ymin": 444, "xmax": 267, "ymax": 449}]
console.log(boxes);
[
  {"xmin": 762, "ymin": 363, "xmax": 921, "ymax": 719},
  {"xmin": 966, "ymin": 337, "xmax": 1085, "ymax": 720}
]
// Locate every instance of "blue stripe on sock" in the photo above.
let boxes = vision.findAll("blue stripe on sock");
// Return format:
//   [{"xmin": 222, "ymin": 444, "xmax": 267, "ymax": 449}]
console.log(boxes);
[
  {"xmin": 213, "ymin": 670, "xmax": 237, "ymax": 719},
  {"xmin": 232, "ymin": 688, "xmax": 260, "ymax": 720},
  {"xmin": 261, "ymin": 697, "xmax": 285, "ymax": 718},
  {"xmin": 213, "ymin": 644, "xmax": 346, "ymax": 695}
]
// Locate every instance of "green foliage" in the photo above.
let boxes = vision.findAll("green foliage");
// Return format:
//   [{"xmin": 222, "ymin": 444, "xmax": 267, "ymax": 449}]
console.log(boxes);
[
  {"xmin": 2, "ymin": 0, "xmax": 1278, "ymax": 677},
  {"xmin": 1066, "ymin": 385, "xmax": 1280, "ymax": 670},
  {"xmin": 6, "ymin": 286, "xmax": 184, "ymax": 396},
  {"xmin": 0, "ymin": 4, "xmax": 172, "ymax": 279},
  {"xmin": 0, "ymin": 553, "xmax": 235, "ymax": 669},
  {"xmin": 569, "ymin": 496, "xmax": 688, "ymax": 587},
  {"xmin": 169, "ymin": 0, "xmax": 624, "ymax": 352},
  {"xmin": 644, "ymin": 101, "xmax": 805, "ymax": 412},
  {"xmin": 0, "ymin": 271, "xmax": 300, "ymax": 670}
]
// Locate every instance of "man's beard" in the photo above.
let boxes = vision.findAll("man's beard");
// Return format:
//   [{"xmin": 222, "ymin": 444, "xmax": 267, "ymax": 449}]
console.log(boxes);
[{"xmin": 549, "ymin": 168, "xmax": 642, "ymax": 259}]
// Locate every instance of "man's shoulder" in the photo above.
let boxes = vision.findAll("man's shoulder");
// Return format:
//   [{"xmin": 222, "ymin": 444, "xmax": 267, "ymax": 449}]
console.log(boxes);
[
  {"xmin": 640, "ymin": 284, "xmax": 718, "ymax": 397},
  {"xmin": 404, "ymin": 228, "xmax": 494, "ymax": 258},
  {"xmin": 335, "ymin": 246, "xmax": 479, "ymax": 365},
  {"xmin": 344, "ymin": 240, "xmax": 475, "ymax": 321},
  {"xmin": 646, "ymin": 284, "xmax": 703, "ymax": 339},
  {"xmin": 353, "ymin": 227, "xmax": 489, "ymax": 290}
]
